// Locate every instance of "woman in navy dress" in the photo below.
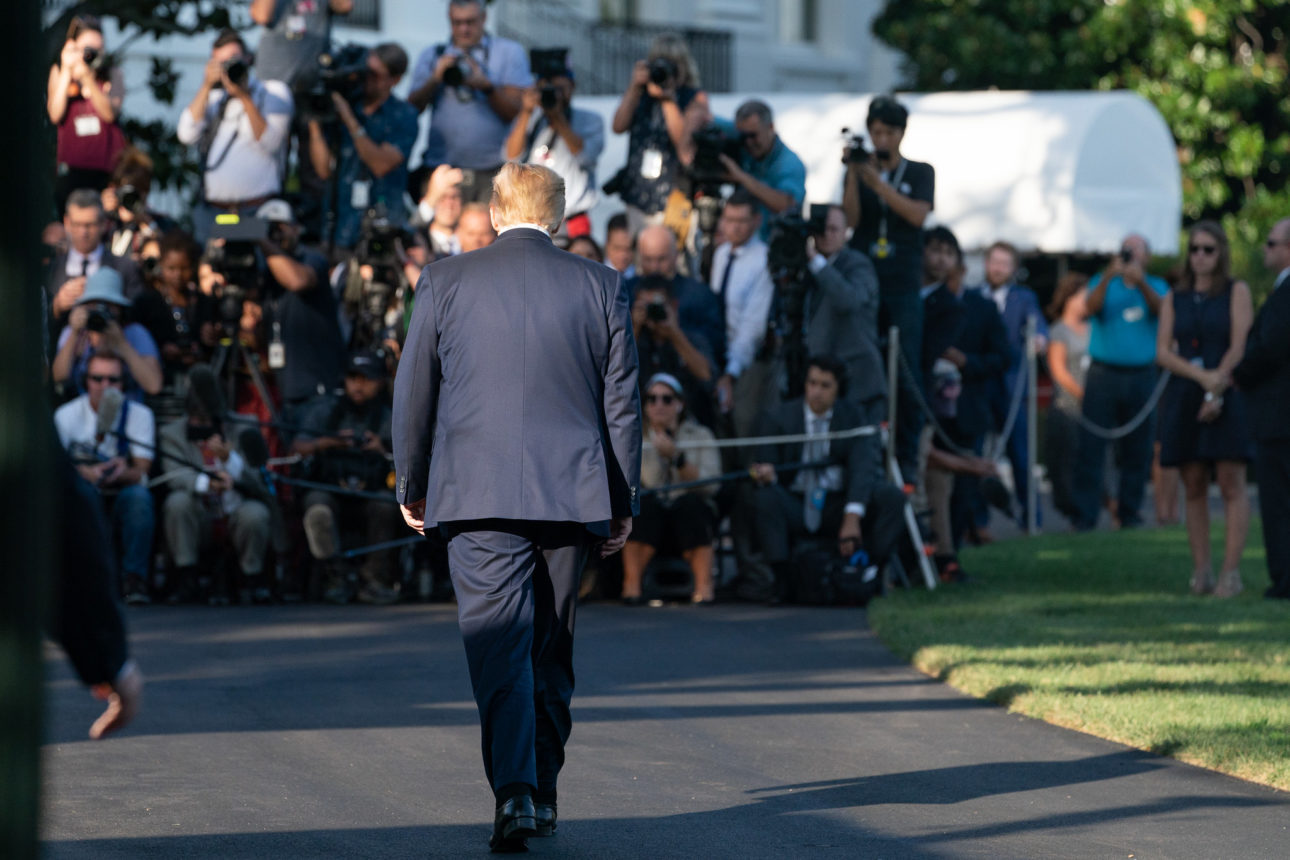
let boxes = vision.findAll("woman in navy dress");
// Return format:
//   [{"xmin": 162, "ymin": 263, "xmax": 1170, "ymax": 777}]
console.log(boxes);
[{"xmin": 1156, "ymin": 221, "xmax": 1255, "ymax": 597}]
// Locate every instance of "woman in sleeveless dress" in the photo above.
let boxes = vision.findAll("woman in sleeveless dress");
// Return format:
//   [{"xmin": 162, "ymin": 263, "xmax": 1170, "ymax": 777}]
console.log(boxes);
[{"xmin": 1155, "ymin": 221, "xmax": 1255, "ymax": 597}]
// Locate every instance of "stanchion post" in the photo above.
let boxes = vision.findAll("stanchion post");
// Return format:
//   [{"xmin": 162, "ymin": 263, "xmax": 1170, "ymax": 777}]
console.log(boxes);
[
  {"xmin": 886, "ymin": 325, "xmax": 900, "ymax": 471},
  {"xmin": 1026, "ymin": 314, "xmax": 1039, "ymax": 536}
]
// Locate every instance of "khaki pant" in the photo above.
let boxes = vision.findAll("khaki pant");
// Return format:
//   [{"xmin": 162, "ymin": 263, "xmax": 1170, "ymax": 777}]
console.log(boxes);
[{"xmin": 163, "ymin": 490, "xmax": 271, "ymax": 575}]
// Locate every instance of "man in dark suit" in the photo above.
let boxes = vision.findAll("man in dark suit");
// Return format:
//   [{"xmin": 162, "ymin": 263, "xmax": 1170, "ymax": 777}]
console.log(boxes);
[
  {"xmin": 1232, "ymin": 216, "xmax": 1290, "ymax": 600},
  {"xmin": 46, "ymin": 188, "xmax": 145, "ymax": 334},
  {"xmin": 979, "ymin": 241, "xmax": 1048, "ymax": 526},
  {"xmin": 749, "ymin": 355, "xmax": 906, "ymax": 603},
  {"xmin": 392, "ymin": 163, "xmax": 641, "ymax": 851},
  {"xmin": 805, "ymin": 205, "xmax": 886, "ymax": 418}
]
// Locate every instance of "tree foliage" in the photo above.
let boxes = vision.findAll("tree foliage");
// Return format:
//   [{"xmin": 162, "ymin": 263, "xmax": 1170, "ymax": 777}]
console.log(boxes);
[
  {"xmin": 873, "ymin": 1, "xmax": 1290, "ymax": 293},
  {"xmin": 43, "ymin": 2, "xmax": 248, "ymax": 201}
]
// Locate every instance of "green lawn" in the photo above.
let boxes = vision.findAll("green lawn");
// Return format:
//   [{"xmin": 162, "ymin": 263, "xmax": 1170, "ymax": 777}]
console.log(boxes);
[{"xmin": 867, "ymin": 520, "xmax": 1290, "ymax": 790}]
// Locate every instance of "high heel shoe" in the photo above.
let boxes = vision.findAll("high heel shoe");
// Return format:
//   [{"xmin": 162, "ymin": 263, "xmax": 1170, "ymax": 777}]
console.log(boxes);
[
  {"xmin": 1189, "ymin": 570, "xmax": 1214, "ymax": 595},
  {"xmin": 1213, "ymin": 570, "xmax": 1243, "ymax": 598}
]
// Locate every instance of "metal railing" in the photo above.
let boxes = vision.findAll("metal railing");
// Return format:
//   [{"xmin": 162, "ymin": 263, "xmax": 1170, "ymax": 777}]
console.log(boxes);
[
  {"xmin": 344, "ymin": 0, "xmax": 382, "ymax": 30},
  {"xmin": 496, "ymin": 2, "xmax": 731, "ymax": 94}
]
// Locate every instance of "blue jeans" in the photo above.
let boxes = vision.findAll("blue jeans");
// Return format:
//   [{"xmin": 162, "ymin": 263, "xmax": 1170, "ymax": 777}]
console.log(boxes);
[
  {"xmin": 109, "ymin": 483, "xmax": 155, "ymax": 579},
  {"xmin": 1074, "ymin": 362, "xmax": 1157, "ymax": 529}
]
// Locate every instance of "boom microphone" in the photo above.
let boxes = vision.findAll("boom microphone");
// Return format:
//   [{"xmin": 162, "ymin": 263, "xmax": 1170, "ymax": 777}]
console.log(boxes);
[{"xmin": 94, "ymin": 387, "xmax": 125, "ymax": 443}]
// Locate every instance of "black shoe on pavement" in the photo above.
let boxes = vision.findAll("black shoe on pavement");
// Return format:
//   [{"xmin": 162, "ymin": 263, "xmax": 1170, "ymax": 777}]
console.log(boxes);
[
  {"xmin": 123, "ymin": 574, "xmax": 150, "ymax": 606},
  {"xmin": 489, "ymin": 795, "xmax": 536, "ymax": 853},
  {"xmin": 534, "ymin": 801, "xmax": 557, "ymax": 837}
]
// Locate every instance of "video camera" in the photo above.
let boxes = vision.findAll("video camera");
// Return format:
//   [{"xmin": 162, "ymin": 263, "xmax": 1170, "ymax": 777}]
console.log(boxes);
[
  {"xmin": 530, "ymin": 48, "xmax": 570, "ymax": 110},
  {"xmin": 301, "ymin": 44, "xmax": 369, "ymax": 121},
  {"xmin": 690, "ymin": 123, "xmax": 741, "ymax": 195},
  {"xmin": 842, "ymin": 126, "xmax": 889, "ymax": 165},
  {"xmin": 207, "ymin": 214, "xmax": 269, "ymax": 321},
  {"xmin": 767, "ymin": 204, "xmax": 830, "ymax": 275}
]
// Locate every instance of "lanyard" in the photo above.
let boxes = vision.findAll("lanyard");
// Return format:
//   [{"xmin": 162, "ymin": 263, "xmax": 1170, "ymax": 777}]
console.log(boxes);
[{"xmin": 877, "ymin": 158, "xmax": 908, "ymax": 243}]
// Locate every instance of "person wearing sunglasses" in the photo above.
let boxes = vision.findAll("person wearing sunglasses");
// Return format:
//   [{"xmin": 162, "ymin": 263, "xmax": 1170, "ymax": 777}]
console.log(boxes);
[
  {"xmin": 1072, "ymin": 233, "xmax": 1170, "ymax": 531},
  {"xmin": 54, "ymin": 350, "xmax": 157, "ymax": 605},
  {"xmin": 716, "ymin": 99, "xmax": 806, "ymax": 242},
  {"xmin": 1154, "ymin": 222, "xmax": 1255, "ymax": 596},
  {"xmin": 621, "ymin": 373, "xmax": 722, "ymax": 606},
  {"xmin": 1233, "ymin": 217, "xmax": 1290, "ymax": 600}
]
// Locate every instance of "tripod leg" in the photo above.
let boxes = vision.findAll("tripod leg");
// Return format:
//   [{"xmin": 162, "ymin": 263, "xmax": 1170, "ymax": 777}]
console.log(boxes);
[{"xmin": 888, "ymin": 454, "xmax": 938, "ymax": 590}]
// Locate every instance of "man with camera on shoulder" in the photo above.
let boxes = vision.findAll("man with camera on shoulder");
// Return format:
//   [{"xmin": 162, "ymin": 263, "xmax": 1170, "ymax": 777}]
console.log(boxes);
[
  {"xmin": 291, "ymin": 350, "xmax": 403, "ymax": 605},
  {"xmin": 717, "ymin": 100, "xmax": 806, "ymax": 242},
  {"xmin": 178, "ymin": 28, "xmax": 293, "ymax": 245},
  {"xmin": 408, "ymin": 0, "xmax": 530, "ymax": 203},
  {"xmin": 841, "ymin": 95, "xmax": 935, "ymax": 480},
  {"xmin": 308, "ymin": 43, "xmax": 418, "ymax": 253},
  {"xmin": 504, "ymin": 49, "xmax": 604, "ymax": 239}
]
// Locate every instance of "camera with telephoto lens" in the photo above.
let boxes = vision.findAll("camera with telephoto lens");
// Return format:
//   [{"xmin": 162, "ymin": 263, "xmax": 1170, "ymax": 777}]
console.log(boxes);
[
  {"xmin": 301, "ymin": 44, "xmax": 369, "ymax": 120},
  {"xmin": 215, "ymin": 57, "xmax": 250, "ymax": 90},
  {"xmin": 646, "ymin": 300, "xmax": 668, "ymax": 322},
  {"xmin": 1119, "ymin": 248, "xmax": 1133, "ymax": 264},
  {"xmin": 689, "ymin": 123, "xmax": 741, "ymax": 193},
  {"xmin": 442, "ymin": 59, "xmax": 467, "ymax": 87},
  {"xmin": 82, "ymin": 46, "xmax": 106, "ymax": 71},
  {"xmin": 84, "ymin": 302, "xmax": 114, "ymax": 333},
  {"xmin": 530, "ymin": 48, "xmax": 569, "ymax": 110},
  {"xmin": 117, "ymin": 183, "xmax": 146, "ymax": 218},
  {"xmin": 648, "ymin": 57, "xmax": 677, "ymax": 87}
]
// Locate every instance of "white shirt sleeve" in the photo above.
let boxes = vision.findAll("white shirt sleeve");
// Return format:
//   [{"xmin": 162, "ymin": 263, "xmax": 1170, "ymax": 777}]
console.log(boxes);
[
  {"xmin": 125, "ymin": 402, "xmax": 156, "ymax": 465},
  {"xmin": 177, "ymin": 97, "xmax": 214, "ymax": 145},
  {"xmin": 252, "ymin": 81, "xmax": 294, "ymax": 155},
  {"xmin": 725, "ymin": 258, "xmax": 775, "ymax": 378}
]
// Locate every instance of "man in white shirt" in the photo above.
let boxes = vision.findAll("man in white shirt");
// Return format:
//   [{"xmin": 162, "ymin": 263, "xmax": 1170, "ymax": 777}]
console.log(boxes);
[
  {"xmin": 54, "ymin": 351, "xmax": 156, "ymax": 604},
  {"xmin": 710, "ymin": 191, "xmax": 776, "ymax": 437},
  {"xmin": 177, "ymin": 28, "xmax": 293, "ymax": 243}
]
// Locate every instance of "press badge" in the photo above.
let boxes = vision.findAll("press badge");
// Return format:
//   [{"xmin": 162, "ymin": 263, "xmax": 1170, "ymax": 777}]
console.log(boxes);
[
  {"xmin": 810, "ymin": 487, "xmax": 827, "ymax": 512},
  {"xmin": 268, "ymin": 321, "xmax": 286, "ymax": 370},
  {"xmin": 1123, "ymin": 306, "xmax": 1145, "ymax": 323},
  {"xmin": 74, "ymin": 114, "xmax": 102, "ymax": 137},
  {"xmin": 871, "ymin": 237, "xmax": 891, "ymax": 259},
  {"xmin": 284, "ymin": 14, "xmax": 307, "ymax": 39},
  {"xmin": 351, "ymin": 180, "xmax": 371, "ymax": 210},
  {"xmin": 640, "ymin": 148, "xmax": 663, "ymax": 180}
]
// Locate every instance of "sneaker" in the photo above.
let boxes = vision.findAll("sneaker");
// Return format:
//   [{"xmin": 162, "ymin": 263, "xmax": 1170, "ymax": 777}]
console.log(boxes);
[
  {"xmin": 123, "ymin": 574, "xmax": 150, "ymax": 606},
  {"xmin": 356, "ymin": 582, "xmax": 401, "ymax": 606}
]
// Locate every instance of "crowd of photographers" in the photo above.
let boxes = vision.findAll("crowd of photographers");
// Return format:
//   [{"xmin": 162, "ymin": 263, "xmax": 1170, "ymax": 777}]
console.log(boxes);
[{"xmin": 44, "ymin": 1, "xmax": 1187, "ymax": 609}]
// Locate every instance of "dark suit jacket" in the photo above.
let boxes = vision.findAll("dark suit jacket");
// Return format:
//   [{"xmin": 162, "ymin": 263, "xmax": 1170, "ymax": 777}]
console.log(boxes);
[
  {"xmin": 1233, "ymin": 275, "xmax": 1290, "ymax": 442},
  {"xmin": 393, "ymin": 227, "xmax": 642, "ymax": 526},
  {"xmin": 806, "ymin": 247, "xmax": 886, "ymax": 406},
  {"xmin": 752, "ymin": 397, "xmax": 883, "ymax": 509},
  {"xmin": 941, "ymin": 286, "xmax": 1011, "ymax": 439},
  {"xmin": 45, "ymin": 249, "xmax": 146, "ymax": 306}
]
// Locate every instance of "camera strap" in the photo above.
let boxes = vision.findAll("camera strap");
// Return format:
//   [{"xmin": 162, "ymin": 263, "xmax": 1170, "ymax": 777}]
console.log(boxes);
[
  {"xmin": 876, "ymin": 158, "xmax": 908, "ymax": 244},
  {"xmin": 202, "ymin": 84, "xmax": 268, "ymax": 177}
]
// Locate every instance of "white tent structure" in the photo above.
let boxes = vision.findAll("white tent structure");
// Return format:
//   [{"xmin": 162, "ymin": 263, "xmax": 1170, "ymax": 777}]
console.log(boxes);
[{"xmin": 579, "ymin": 90, "xmax": 1181, "ymax": 254}]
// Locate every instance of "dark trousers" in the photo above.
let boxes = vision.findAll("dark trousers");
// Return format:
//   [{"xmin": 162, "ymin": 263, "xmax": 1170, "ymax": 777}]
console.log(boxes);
[
  {"xmin": 950, "ymin": 431, "xmax": 987, "ymax": 546},
  {"xmin": 1046, "ymin": 407, "xmax": 1082, "ymax": 525},
  {"xmin": 753, "ymin": 483, "xmax": 906, "ymax": 569},
  {"xmin": 1255, "ymin": 440, "xmax": 1290, "ymax": 597},
  {"xmin": 879, "ymin": 285, "xmax": 925, "ymax": 480},
  {"xmin": 441, "ymin": 519, "xmax": 590, "ymax": 803},
  {"xmin": 1074, "ymin": 362, "xmax": 1157, "ymax": 529},
  {"xmin": 994, "ymin": 375, "xmax": 1038, "ymax": 527}
]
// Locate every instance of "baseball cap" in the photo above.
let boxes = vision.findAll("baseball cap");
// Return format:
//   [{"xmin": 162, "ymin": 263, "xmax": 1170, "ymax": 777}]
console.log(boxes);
[
  {"xmin": 346, "ymin": 350, "xmax": 386, "ymax": 380},
  {"xmin": 256, "ymin": 199, "xmax": 295, "ymax": 224}
]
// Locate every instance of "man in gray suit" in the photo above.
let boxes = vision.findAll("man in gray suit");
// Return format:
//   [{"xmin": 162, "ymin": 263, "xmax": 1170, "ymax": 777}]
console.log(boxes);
[
  {"xmin": 392, "ymin": 163, "xmax": 641, "ymax": 851},
  {"xmin": 805, "ymin": 205, "xmax": 886, "ymax": 419}
]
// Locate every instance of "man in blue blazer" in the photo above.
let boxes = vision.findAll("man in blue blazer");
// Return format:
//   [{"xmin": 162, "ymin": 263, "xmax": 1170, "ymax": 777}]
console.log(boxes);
[
  {"xmin": 393, "ymin": 163, "xmax": 641, "ymax": 851},
  {"xmin": 979, "ymin": 241, "xmax": 1047, "ymax": 527}
]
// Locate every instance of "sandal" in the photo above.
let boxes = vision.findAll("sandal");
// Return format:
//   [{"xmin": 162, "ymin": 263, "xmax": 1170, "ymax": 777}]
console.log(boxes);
[
  {"xmin": 1189, "ymin": 570, "xmax": 1214, "ymax": 595},
  {"xmin": 1213, "ymin": 570, "xmax": 1243, "ymax": 599}
]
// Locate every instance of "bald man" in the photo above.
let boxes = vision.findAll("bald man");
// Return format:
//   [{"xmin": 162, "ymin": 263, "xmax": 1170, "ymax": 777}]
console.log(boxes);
[{"xmin": 628, "ymin": 224, "xmax": 725, "ymax": 368}]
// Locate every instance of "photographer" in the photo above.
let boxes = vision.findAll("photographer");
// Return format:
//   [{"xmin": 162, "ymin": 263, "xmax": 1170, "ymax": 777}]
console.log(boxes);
[
  {"xmin": 52, "ymin": 268, "xmax": 163, "ymax": 400},
  {"xmin": 610, "ymin": 33, "xmax": 711, "ymax": 233},
  {"xmin": 131, "ymin": 229, "xmax": 220, "ymax": 387},
  {"xmin": 177, "ymin": 29, "xmax": 293, "ymax": 244},
  {"xmin": 717, "ymin": 100, "xmax": 806, "ymax": 242},
  {"xmin": 101, "ymin": 148, "xmax": 172, "ymax": 261},
  {"xmin": 47, "ymin": 188, "xmax": 145, "ymax": 334},
  {"xmin": 307, "ymin": 43, "xmax": 418, "ymax": 252},
  {"xmin": 47, "ymin": 14, "xmax": 126, "ymax": 211},
  {"xmin": 290, "ymin": 350, "xmax": 402, "ymax": 605},
  {"xmin": 630, "ymin": 224, "xmax": 726, "ymax": 368},
  {"xmin": 408, "ymin": 0, "xmax": 530, "ymax": 203},
  {"xmin": 749, "ymin": 356, "xmax": 906, "ymax": 604},
  {"xmin": 256, "ymin": 200, "xmax": 344, "ymax": 430},
  {"xmin": 841, "ymin": 95, "xmax": 935, "ymax": 479},
  {"xmin": 632, "ymin": 276, "xmax": 716, "ymax": 427},
  {"xmin": 504, "ymin": 51, "xmax": 604, "ymax": 238}
]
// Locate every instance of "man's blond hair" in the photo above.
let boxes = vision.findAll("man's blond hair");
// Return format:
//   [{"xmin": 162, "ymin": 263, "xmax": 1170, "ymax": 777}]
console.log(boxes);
[{"xmin": 490, "ymin": 163, "xmax": 565, "ymax": 233}]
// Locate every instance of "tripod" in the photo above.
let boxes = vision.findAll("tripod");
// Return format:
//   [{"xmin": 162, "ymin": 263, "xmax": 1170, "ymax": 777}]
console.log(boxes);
[{"xmin": 209, "ymin": 332, "xmax": 279, "ymax": 425}]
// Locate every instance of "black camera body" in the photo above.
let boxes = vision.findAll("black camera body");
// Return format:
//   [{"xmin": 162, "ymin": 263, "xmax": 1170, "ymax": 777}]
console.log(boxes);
[
  {"xmin": 208, "ymin": 215, "xmax": 269, "ymax": 319},
  {"xmin": 82, "ymin": 46, "xmax": 105, "ymax": 71},
  {"xmin": 648, "ymin": 57, "xmax": 677, "ymax": 87},
  {"xmin": 84, "ymin": 303, "xmax": 114, "ymax": 333},
  {"xmin": 442, "ymin": 60, "xmax": 467, "ymax": 87},
  {"xmin": 646, "ymin": 300, "xmax": 668, "ymax": 322},
  {"xmin": 355, "ymin": 206, "xmax": 410, "ymax": 268},
  {"xmin": 690, "ymin": 123, "xmax": 741, "ymax": 192},
  {"xmin": 1119, "ymin": 248, "xmax": 1133, "ymax": 264},
  {"xmin": 767, "ymin": 205, "xmax": 830, "ymax": 275},
  {"xmin": 540, "ymin": 86, "xmax": 559, "ymax": 110},
  {"xmin": 117, "ymin": 183, "xmax": 146, "ymax": 218},
  {"xmin": 303, "ymin": 44, "xmax": 369, "ymax": 119},
  {"xmin": 843, "ymin": 127, "xmax": 870, "ymax": 164},
  {"xmin": 222, "ymin": 57, "xmax": 250, "ymax": 90},
  {"xmin": 530, "ymin": 47, "xmax": 570, "ymax": 81}
]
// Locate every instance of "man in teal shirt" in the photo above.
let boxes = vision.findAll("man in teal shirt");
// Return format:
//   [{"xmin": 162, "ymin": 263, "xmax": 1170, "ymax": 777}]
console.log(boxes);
[
  {"xmin": 717, "ymin": 100, "xmax": 806, "ymax": 241},
  {"xmin": 1073, "ymin": 233, "xmax": 1169, "ymax": 529}
]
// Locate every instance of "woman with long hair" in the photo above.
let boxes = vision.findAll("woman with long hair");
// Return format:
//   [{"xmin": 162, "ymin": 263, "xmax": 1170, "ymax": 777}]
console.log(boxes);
[
  {"xmin": 1155, "ymin": 221, "xmax": 1255, "ymax": 596},
  {"xmin": 1044, "ymin": 272, "xmax": 1091, "ymax": 525},
  {"xmin": 47, "ymin": 14, "xmax": 127, "ymax": 210}
]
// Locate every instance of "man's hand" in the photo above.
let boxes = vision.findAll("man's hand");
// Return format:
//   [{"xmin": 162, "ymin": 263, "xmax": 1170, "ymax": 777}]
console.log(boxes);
[
  {"xmin": 630, "ymin": 60, "xmax": 651, "ymax": 91},
  {"xmin": 208, "ymin": 471, "xmax": 234, "ymax": 494},
  {"xmin": 99, "ymin": 318, "xmax": 127, "ymax": 351},
  {"xmin": 838, "ymin": 513, "xmax": 863, "ymax": 556},
  {"xmin": 361, "ymin": 430, "xmax": 387, "ymax": 454},
  {"xmin": 88, "ymin": 660, "xmax": 143, "ymax": 740},
  {"xmin": 717, "ymin": 153, "xmax": 746, "ymax": 185},
  {"xmin": 331, "ymin": 92, "xmax": 361, "ymax": 134},
  {"xmin": 750, "ymin": 462, "xmax": 776, "ymax": 486},
  {"xmin": 401, "ymin": 498, "xmax": 427, "ymax": 535},
  {"xmin": 716, "ymin": 374, "xmax": 735, "ymax": 414},
  {"xmin": 202, "ymin": 56, "xmax": 223, "ymax": 89},
  {"xmin": 424, "ymin": 164, "xmax": 465, "ymax": 209},
  {"xmin": 66, "ymin": 301, "xmax": 89, "ymax": 331},
  {"xmin": 222, "ymin": 67, "xmax": 249, "ymax": 102},
  {"xmin": 433, "ymin": 51, "xmax": 460, "ymax": 84},
  {"xmin": 97, "ymin": 456, "xmax": 127, "ymax": 486},
  {"xmin": 56, "ymin": 277, "xmax": 88, "ymax": 316},
  {"xmin": 600, "ymin": 516, "xmax": 633, "ymax": 558},
  {"xmin": 519, "ymin": 86, "xmax": 541, "ymax": 114},
  {"xmin": 459, "ymin": 55, "xmax": 492, "ymax": 92},
  {"xmin": 1122, "ymin": 260, "xmax": 1146, "ymax": 288},
  {"xmin": 203, "ymin": 433, "xmax": 230, "ymax": 462},
  {"xmin": 943, "ymin": 347, "xmax": 967, "ymax": 369},
  {"xmin": 857, "ymin": 161, "xmax": 883, "ymax": 191}
]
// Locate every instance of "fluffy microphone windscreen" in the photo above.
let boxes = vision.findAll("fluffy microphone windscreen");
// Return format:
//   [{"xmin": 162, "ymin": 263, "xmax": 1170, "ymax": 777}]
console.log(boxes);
[{"xmin": 95, "ymin": 386, "xmax": 125, "ymax": 439}]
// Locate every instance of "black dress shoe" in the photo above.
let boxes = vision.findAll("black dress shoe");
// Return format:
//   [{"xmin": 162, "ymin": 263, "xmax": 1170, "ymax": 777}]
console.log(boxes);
[
  {"xmin": 489, "ymin": 796, "xmax": 537, "ymax": 853},
  {"xmin": 534, "ymin": 801, "xmax": 557, "ymax": 837}
]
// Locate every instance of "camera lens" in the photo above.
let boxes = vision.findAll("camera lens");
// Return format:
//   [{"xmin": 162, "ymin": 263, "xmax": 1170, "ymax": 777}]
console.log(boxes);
[
  {"xmin": 443, "ymin": 62, "xmax": 465, "ymax": 87},
  {"xmin": 540, "ymin": 86, "xmax": 558, "ymax": 110},
  {"xmin": 648, "ymin": 58, "xmax": 675, "ymax": 87}
]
